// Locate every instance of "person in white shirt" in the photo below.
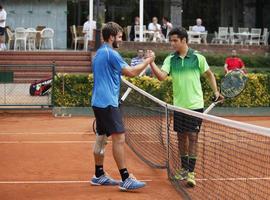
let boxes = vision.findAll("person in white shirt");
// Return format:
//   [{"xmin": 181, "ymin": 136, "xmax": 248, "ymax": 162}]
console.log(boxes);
[
  {"xmin": 192, "ymin": 18, "xmax": 207, "ymax": 44},
  {"xmin": 148, "ymin": 17, "xmax": 162, "ymax": 42},
  {"xmin": 0, "ymin": 4, "xmax": 7, "ymax": 50},
  {"xmin": 83, "ymin": 15, "xmax": 96, "ymax": 50}
]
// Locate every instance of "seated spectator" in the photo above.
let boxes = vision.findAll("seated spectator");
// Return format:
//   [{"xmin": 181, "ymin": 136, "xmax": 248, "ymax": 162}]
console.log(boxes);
[
  {"xmin": 131, "ymin": 49, "xmax": 151, "ymax": 76},
  {"xmin": 161, "ymin": 16, "xmax": 173, "ymax": 41},
  {"xmin": 192, "ymin": 18, "xmax": 207, "ymax": 44},
  {"xmin": 224, "ymin": 50, "xmax": 246, "ymax": 74},
  {"xmin": 129, "ymin": 16, "xmax": 140, "ymax": 41},
  {"xmin": 148, "ymin": 17, "xmax": 163, "ymax": 42},
  {"xmin": 83, "ymin": 15, "xmax": 96, "ymax": 50}
]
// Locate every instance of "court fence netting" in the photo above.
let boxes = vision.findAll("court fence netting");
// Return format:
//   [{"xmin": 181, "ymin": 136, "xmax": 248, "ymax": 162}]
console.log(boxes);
[
  {"xmin": 0, "ymin": 64, "xmax": 55, "ymax": 109},
  {"xmin": 120, "ymin": 78, "xmax": 270, "ymax": 200}
]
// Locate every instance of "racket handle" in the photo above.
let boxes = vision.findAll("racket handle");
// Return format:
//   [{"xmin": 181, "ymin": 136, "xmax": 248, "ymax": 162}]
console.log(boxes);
[
  {"xmin": 121, "ymin": 87, "xmax": 132, "ymax": 102},
  {"xmin": 204, "ymin": 100, "xmax": 223, "ymax": 114}
]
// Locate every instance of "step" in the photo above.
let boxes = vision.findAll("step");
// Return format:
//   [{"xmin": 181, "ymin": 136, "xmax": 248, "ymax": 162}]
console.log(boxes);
[
  {"xmin": 14, "ymin": 72, "xmax": 53, "ymax": 79},
  {"xmin": 0, "ymin": 60, "xmax": 91, "ymax": 66},
  {"xmin": 0, "ymin": 51, "xmax": 91, "ymax": 56},
  {"xmin": 0, "ymin": 55, "xmax": 91, "ymax": 61}
]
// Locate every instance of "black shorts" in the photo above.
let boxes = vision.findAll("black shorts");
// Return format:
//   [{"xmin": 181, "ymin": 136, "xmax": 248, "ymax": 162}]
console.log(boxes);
[
  {"xmin": 92, "ymin": 105, "xmax": 125, "ymax": 136},
  {"xmin": 173, "ymin": 108, "xmax": 203, "ymax": 133},
  {"xmin": 0, "ymin": 27, "xmax": 5, "ymax": 36}
]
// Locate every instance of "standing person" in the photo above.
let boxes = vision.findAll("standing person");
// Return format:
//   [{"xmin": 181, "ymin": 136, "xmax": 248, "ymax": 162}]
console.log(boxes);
[
  {"xmin": 83, "ymin": 15, "xmax": 96, "ymax": 50},
  {"xmin": 129, "ymin": 16, "xmax": 140, "ymax": 41},
  {"xmin": 0, "ymin": 4, "xmax": 7, "ymax": 50},
  {"xmin": 90, "ymin": 22, "xmax": 155, "ymax": 191},
  {"xmin": 161, "ymin": 17, "xmax": 173, "ymax": 41},
  {"xmin": 224, "ymin": 49, "xmax": 246, "ymax": 74},
  {"xmin": 149, "ymin": 27, "xmax": 223, "ymax": 187}
]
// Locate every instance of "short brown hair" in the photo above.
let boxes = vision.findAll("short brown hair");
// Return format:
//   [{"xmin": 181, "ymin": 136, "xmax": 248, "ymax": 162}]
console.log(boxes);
[{"xmin": 102, "ymin": 22, "xmax": 123, "ymax": 42}]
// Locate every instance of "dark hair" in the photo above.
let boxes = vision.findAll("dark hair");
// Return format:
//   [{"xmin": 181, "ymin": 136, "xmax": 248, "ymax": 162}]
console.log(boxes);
[
  {"xmin": 168, "ymin": 27, "xmax": 188, "ymax": 42},
  {"xmin": 102, "ymin": 22, "xmax": 123, "ymax": 42},
  {"xmin": 162, "ymin": 16, "xmax": 169, "ymax": 22},
  {"xmin": 0, "ymin": 4, "xmax": 3, "ymax": 9}
]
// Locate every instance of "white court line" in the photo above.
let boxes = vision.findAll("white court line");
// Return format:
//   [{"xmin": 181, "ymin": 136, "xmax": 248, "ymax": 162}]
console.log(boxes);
[
  {"xmin": 197, "ymin": 177, "xmax": 270, "ymax": 181},
  {"xmin": 0, "ymin": 180, "xmax": 152, "ymax": 184},
  {"xmin": 0, "ymin": 132, "xmax": 91, "ymax": 135},
  {"xmin": 0, "ymin": 141, "xmax": 97, "ymax": 144}
]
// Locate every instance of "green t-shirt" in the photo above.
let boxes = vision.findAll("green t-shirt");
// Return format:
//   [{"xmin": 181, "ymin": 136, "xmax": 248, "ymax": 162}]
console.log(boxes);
[{"xmin": 161, "ymin": 48, "xmax": 209, "ymax": 109}]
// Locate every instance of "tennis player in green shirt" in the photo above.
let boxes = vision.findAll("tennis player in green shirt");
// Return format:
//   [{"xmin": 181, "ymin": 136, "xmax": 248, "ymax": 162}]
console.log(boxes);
[{"xmin": 150, "ymin": 27, "xmax": 223, "ymax": 187}]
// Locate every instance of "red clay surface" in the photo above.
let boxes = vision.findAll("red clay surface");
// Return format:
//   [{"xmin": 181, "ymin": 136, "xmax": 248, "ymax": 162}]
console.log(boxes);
[
  {"xmin": 0, "ymin": 114, "xmax": 269, "ymax": 200},
  {"xmin": 0, "ymin": 113, "xmax": 181, "ymax": 200}
]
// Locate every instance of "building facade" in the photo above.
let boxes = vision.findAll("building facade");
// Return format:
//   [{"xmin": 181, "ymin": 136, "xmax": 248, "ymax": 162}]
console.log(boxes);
[{"xmin": 1, "ymin": 0, "xmax": 269, "ymax": 49}]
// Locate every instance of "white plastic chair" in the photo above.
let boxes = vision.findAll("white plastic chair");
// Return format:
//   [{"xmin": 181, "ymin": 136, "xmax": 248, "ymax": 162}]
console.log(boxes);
[
  {"xmin": 14, "ymin": 27, "xmax": 27, "ymax": 51},
  {"xmin": 39, "ymin": 28, "xmax": 54, "ymax": 50},
  {"xmin": 26, "ymin": 28, "xmax": 37, "ymax": 50},
  {"xmin": 211, "ymin": 27, "xmax": 229, "ymax": 44},
  {"xmin": 6, "ymin": 28, "xmax": 15, "ymax": 50},
  {"xmin": 188, "ymin": 32, "xmax": 201, "ymax": 44},
  {"xmin": 134, "ymin": 25, "xmax": 148, "ymax": 42},
  {"xmin": 260, "ymin": 28, "xmax": 269, "ymax": 45},
  {"xmin": 238, "ymin": 27, "xmax": 249, "ymax": 33},
  {"xmin": 70, "ymin": 25, "xmax": 84, "ymax": 50},
  {"xmin": 245, "ymin": 28, "xmax": 261, "ymax": 45}
]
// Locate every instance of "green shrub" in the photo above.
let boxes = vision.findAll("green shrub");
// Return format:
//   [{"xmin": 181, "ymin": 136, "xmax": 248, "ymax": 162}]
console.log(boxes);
[
  {"xmin": 53, "ymin": 73, "xmax": 270, "ymax": 107},
  {"xmin": 119, "ymin": 50, "xmax": 270, "ymax": 69}
]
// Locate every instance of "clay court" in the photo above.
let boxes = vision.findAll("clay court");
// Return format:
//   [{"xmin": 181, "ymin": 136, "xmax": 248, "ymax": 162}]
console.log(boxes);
[{"xmin": 0, "ymin": 113, "xmax": 269, "ymax": 200}]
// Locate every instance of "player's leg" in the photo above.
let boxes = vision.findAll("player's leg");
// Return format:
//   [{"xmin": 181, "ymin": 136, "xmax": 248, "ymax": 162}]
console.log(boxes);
[
  {"xmin": 108, "ymin": 106, "xmax": 146, "ymax": 190},
  {"xmin": 186, "ymin": 108, "xmax": 203, "ymax": 187},
  {"xmin": 90, "ymin": 106, "xmax": 118, "ymax": 186},
  {"xmin": 186, "ymin": 132, "xmax": 198, "ymax": 186},
  {"xmin": 173, "ymin": 111, "xmax": 189, "ymax": 180}
]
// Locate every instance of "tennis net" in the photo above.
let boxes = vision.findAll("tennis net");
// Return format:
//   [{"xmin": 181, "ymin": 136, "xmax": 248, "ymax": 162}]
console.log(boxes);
[{"xmin": 121, "ymin": 77, "xmax": 270, "ymax": 200}]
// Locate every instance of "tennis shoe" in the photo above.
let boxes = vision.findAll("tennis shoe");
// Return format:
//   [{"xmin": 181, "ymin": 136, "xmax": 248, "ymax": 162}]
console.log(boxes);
[
  {"xmin": 174, "ymin": 168, "xmax": 189, "ymax": 180},
  {"xmin": 187, "ymin": 172, "xmax": 196, "ymax": 187},
  {"xmin": 119, "ymin": 174, "xmax": 146, "ymax": 191},
  {"xmin": 90, "ymin": 173, "xmax": 119, "ymax": 186}
]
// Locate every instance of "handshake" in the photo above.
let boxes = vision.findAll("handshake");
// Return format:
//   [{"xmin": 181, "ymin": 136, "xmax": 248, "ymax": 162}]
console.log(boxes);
[{"xmin": 143, "ymin": 50, "xmax": 155, "ymax": 64}]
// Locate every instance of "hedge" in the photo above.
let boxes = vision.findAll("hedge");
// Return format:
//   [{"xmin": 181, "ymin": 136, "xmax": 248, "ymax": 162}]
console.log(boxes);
[
  {"xmin": 119, "ymin": 50, "xmax": 270, "ymax": 69},
  {"xmin": 53, "ymin": 73, "xmax": 270, "ymax": 107}
]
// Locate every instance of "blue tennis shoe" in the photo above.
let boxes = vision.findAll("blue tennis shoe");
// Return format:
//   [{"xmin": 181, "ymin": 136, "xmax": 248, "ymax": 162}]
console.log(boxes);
[
  {"xmin": 90, "ymin": 174, "xmax": 119, "ymax": 186},
  {"xmin": 119, "ymin": 174, "xmax": 146, "ymax": 191}
]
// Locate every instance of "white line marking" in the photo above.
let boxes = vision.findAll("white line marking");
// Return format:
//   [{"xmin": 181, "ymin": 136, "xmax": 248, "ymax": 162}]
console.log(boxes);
[
  {"xmin": 0, "ymin": 180, "xmax": 153, "ymax": 184},
  {"xmin": 197, "ymin": 177, "xmax": 270, "ymax": 181},
  {"xmin": 0, "ymin": 141, "xmax": 97, "ymax": 144},
  {"xmin": 0, "ymin": 132, "xmax": 92, "ymax": 135}
]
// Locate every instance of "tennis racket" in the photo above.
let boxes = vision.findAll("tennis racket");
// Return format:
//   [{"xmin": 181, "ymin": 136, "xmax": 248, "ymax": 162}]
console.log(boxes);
[
  {"xmin": 92, "ymin": 70, "xmax": 147, "ymax": 133},
  {"xmin": 204, "ymin": 69, "xmax": 248, "ymax": 114}
]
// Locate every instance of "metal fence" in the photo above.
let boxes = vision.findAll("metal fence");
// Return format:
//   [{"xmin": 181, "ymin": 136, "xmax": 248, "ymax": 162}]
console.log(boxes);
[{"xmin": 0, "ymin": 64, "xmax": 55, "ymax": 109}]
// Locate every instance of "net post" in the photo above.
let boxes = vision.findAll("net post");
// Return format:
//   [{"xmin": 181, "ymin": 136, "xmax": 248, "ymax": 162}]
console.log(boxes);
[{"xmin": 165, "ymin": 104, "xmax": 170, "ymax": 172}]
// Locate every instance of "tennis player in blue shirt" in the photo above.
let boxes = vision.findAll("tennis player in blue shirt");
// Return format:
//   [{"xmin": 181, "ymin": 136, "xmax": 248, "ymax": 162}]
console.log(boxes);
[{"xmin": 90, "ymin": 22, "xmax": 155, "ymax": 191}]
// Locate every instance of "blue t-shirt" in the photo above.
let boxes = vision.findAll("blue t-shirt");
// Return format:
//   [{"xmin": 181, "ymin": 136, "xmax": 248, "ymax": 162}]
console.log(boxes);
[{"xmin": 91, "ymin": 44, "xmax": 128, "ymax": 108}]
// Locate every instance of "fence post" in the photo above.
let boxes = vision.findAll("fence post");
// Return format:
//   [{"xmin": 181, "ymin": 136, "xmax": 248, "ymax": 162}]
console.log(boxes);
[{"xmin": 51, "ymin": 61, "xmax": 56, "ymax": 108}]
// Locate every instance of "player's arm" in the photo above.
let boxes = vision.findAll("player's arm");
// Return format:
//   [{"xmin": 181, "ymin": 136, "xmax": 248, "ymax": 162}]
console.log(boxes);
[
  {"xmin": 149, "ymin": 61, "xmax": 168, "ymax": 81},
  {"xmin": 122, "ymin": 56, "xmax": 154, "ymax": 77},
  {"xmin": 203, "ymin": 69, "xmax": 223, "ymax": 100}
]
